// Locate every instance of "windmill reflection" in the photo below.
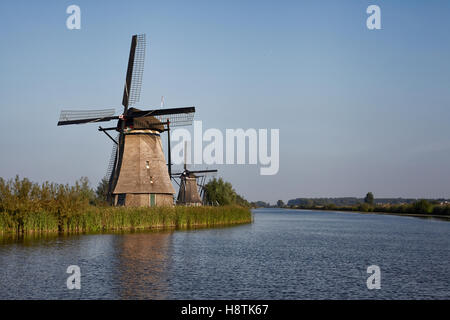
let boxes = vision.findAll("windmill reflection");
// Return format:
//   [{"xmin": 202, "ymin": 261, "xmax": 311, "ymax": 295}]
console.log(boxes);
[{"xmin": 116, "ymin": 230, "xmax": 174, "ymax": 299}]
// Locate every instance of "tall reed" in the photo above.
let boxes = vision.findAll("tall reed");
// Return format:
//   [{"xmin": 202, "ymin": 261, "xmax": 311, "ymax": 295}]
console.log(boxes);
[
  {"xmin": 0, "ymin": 176, "xmax": 252, "ymax": 235},
  {"xmin": 0, "ymin": 205, "xmax": 252, "ymax": 234}
]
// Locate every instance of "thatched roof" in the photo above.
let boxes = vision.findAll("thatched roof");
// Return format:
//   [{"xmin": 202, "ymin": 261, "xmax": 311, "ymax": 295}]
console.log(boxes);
[{"xmin": 128, "ymin": 107, "xmax": 165, "ymax": 132}]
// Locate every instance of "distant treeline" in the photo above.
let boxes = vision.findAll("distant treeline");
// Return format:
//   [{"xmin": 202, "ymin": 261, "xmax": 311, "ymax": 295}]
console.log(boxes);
[
  {"xmin": 250, "ymin": 201, "xmax": 271, "ymax": 208},
  {"xmin": 289, "ymin": 200, "xmax": 450, "ymax": 216},
  {"xmin": 286, "ymin": 197, "xmax": 438, "ymax": 207},
  {"xmin": 251, "ymin": 196, "xmax": 450, "ymax": 217}
]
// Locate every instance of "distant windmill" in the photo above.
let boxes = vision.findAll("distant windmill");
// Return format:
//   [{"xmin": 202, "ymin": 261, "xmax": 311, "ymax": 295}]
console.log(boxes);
[
  {"xmin": 57, "ymin": 34, "xmax": 195, "ymax": 207},
  {"xmin": 171, "ymin": 142, "xmax": 217, "ymax": 206}
]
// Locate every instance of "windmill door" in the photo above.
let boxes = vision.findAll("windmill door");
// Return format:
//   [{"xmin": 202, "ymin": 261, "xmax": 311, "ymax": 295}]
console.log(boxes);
[{"xmin": 150, "ymin": 194, "xmax": 156, "ymax": 207}]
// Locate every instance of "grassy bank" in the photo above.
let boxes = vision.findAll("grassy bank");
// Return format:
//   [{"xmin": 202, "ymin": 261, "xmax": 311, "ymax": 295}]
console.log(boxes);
[
  {"xmin": 0, "ymin": 176, "xmax": 252, "ymax": 235},
  {"xmin": 0, "ymin": 205, "xmax": 252, "ymax": 235},
  {"xmin": 286, "ymin": 201, "xmax": 450, "ymax": 220},
  {"xmin": 299, "ymin": 202, "xmax": 448, "ymax": 215}
]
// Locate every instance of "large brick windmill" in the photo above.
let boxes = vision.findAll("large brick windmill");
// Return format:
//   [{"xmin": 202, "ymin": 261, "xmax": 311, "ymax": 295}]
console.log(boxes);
[{"xmin": 57, "ymin": 34, "xmax": 195, "ymax": 207}]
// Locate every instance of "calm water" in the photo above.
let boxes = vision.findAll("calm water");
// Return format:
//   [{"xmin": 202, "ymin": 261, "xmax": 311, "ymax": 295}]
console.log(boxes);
[{"xmin": 0, "ymin": 209, "xmax": 449, "ymax": 299}]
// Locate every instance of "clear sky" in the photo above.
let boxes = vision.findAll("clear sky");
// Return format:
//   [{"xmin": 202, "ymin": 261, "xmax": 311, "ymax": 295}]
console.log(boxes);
[{"xmin": 0, "ymin": 0, "xmax": 449, "ymax": 203}]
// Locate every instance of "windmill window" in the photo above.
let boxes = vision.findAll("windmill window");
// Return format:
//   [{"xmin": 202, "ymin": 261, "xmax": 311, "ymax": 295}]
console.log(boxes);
[{"xmin": 117, "ymin": 194, "xmax": 126, "ymax": 206}]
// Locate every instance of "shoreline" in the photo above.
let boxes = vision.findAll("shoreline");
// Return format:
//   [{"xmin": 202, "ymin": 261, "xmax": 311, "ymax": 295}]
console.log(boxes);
[
  {"xmin": 274, "ymin": 207, "xmax": 450, "ymax": 221},
  {"xmin": 0, "ymin": 220, "xmax": 252, "ymax": 241}
]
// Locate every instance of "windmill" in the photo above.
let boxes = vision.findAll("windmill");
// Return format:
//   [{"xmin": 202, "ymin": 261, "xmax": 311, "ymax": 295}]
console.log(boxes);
[
  {"xmin": 171, "ymin": 142, "xmax": 217, "ymax": 206},
  {"xmin": 57, "ymin": 34, "xmax": 195, "ymax": 207}
]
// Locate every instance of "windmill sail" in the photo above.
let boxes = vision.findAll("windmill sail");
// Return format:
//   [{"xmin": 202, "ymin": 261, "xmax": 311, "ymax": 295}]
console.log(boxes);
[
  {"xmin": 105, "ymin": 134, "xmax": 119, "ymax": 180},
  {"xmin": 122, "ymin": 34, "xmax": 146, "ymax": 109},
  {"xmin": 105, "ymin": 134, "xmax": 119, "ymax": 201},
  {"xmin": 58, "ymin": 109, "xmax": 117, "ymax": 126},
  {"xmin": 172, "ymin": 169, "xmax": 217, "ymax": 176}
]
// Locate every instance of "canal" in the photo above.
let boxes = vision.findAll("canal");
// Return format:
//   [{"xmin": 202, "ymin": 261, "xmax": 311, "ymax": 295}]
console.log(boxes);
[{"xmin": 0, "ymin": 208, "xmax": 448, "ymax": 299}]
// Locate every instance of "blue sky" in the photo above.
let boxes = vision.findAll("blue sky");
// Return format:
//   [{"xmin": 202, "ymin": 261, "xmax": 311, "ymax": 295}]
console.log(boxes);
[{"xmin": 0, "ymin": 0, "xmax": 449, "ymax": 203}]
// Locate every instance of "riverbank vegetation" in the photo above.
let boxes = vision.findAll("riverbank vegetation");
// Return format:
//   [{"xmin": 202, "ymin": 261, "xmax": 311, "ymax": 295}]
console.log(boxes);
[
  {"xmin": 0, "ymin": 176, "xmax": 252, "ymax": 235},
  {"xmin": 203, "ymin": 178, "xmax": 250, "ymax": 207},
  {"xmin": 274, "ymin": 192, "xmax": 450, "ymax": 217},
  {"xmin": 288, "ymin": 200, "xmax": 450, "ymax": 216}
]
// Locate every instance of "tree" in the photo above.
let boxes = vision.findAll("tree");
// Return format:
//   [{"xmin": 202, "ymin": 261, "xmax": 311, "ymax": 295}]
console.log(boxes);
[
  {"xmin": 96, "ymin": 177, "xmax": 109, "ymax": 204},
  {"xmin": 276, "ymin": 200, "xmax": 285, "ymax": 208},
  {"xmin": 413, "ymin": 199, "xmax": 433, "ymax": 215},
  {"xmin": 250, "ymin": 201, "xmax": 270, "ymax": 208},
  {"xmin": 203, "ymin": 178, "xmax": 249, "ymax": 206},
  {"xmin": 75, "ymin": 177, "xmax": 96, "ymax": 205},
  {"xmin": 235, "ymin": 194, "xmax": 250, "ymax": 207},
  {"xmin": 364, "ymin": 192, "xmax": 374, "ymax": 206},
  {"xmin": 358, "ymin": 202, "xmax": 370, "ymax": 212}
]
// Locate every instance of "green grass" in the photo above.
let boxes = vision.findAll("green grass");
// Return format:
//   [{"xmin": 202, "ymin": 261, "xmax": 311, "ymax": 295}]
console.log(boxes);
[{"xmin": 0, "ymin": 205, "xmax": 252, "ymax": 235}]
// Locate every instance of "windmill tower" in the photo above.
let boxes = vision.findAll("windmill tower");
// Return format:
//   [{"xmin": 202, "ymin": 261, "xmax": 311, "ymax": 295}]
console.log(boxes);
[
  {"xmin": 57, "ymin": 34, "xmax": 195, "ymax": 207},
  {"xmin": 172, "ymin": 142, "xmax": 217, "ymax": 206}
]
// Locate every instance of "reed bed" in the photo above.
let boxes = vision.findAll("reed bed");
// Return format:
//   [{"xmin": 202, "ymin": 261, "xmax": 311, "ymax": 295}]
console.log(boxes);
[
  {"xmin": 0, "ymin": 205, "xmax": 252, "ymax": 235},
  {"xmin": 0, "ymin": 176, "xmax": 252, "ymax": 235}
]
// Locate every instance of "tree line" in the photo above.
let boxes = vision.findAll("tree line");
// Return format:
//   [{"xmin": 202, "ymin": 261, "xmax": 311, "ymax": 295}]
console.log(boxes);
[{"xmin": 267, "ymin": 192, "xmax": 450, "ymax": 216}]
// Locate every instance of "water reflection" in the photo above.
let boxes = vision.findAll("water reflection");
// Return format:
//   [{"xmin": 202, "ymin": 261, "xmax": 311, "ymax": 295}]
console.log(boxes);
[{"xmin": 115, "ymin": 231, "xmax": 174, "ymax": 299}]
